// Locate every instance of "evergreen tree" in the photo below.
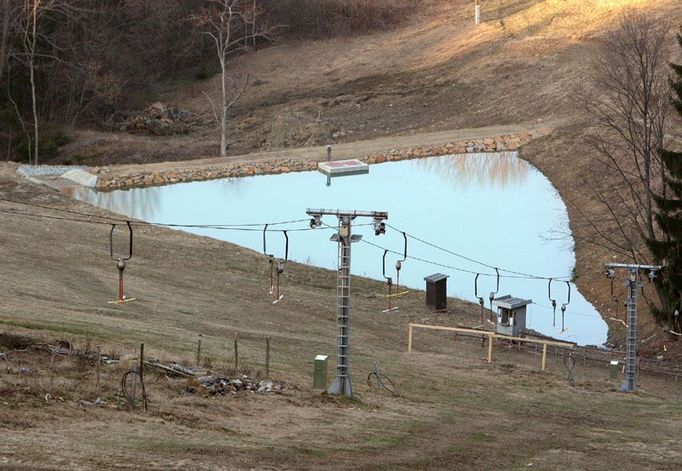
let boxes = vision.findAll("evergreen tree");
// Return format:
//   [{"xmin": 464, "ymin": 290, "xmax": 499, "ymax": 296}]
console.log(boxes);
[{"xmin": 647, "ymin": 31, "xmax": 682, "ymax": 331}]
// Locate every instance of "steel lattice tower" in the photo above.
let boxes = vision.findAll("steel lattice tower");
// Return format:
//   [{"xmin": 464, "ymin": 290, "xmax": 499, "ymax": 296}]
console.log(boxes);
[
  {"xmin": 605, "ymin": 263, "xmax": 660, "ymax": 393},
  {"xmin": 307, "ymin": 209, "xmax": 388, "ymax": 397}
]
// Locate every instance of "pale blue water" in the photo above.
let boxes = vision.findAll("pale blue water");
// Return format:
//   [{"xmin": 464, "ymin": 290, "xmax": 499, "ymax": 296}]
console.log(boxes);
[{"xmin": 75, "ymin": 152, "xmax": 608, "ymax": 346}]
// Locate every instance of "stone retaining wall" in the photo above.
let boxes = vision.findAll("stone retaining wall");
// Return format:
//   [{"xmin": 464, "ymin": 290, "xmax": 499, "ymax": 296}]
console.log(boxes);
[{"xmin": 94, "ymin": 132, "xmax": 533, "ymax": 191}]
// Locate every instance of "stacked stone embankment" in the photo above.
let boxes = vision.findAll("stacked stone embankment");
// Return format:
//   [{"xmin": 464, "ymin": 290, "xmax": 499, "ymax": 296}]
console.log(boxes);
[{"xmin": 94, "ymin": 132, "xmax": 532, "ymax": 191}]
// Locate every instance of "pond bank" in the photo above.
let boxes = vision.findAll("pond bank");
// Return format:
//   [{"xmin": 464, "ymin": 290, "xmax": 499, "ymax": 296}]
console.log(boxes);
[{"xmin": 92, "ymin": 132, "xmax": 535, "ymax": 191}]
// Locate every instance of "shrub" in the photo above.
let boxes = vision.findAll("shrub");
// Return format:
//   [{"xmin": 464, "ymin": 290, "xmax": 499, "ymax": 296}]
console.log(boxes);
[{"xmin": 14, "ymin": 128, "xmax": 72, "ymax": 163}]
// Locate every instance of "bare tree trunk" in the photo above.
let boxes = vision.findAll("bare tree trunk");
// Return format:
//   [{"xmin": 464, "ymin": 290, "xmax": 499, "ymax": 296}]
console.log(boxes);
[
  {"xmin": 28, "ymin": 0, "xmax": 39, "ymax": 165},
  {"xmin": 220, "ymin": 57, "xmax": 227, "ymax": 157},
  {"xmin": 6, "ymin": 126, "xmax": 11, "ymax": 161},
  {"xmin": 7, "ymin": 75, "xmax": 31, "ymax": 161},
  {"xmin": 644, "ymin": 149, "xmax": 653, "ymax": 241},
  {"xmin": 643, "ymin": 89, "xmax": 655, "ymax": 242},
  {"xmin": 252, "ymin": 0, "xmax": 256, "ymax": 47},
  {"xmin": 192, "ymin": 0, "xmax": 272, "ymax": 158},
  {"xmin": 0, "ymin": 0, "xmax": 11, "ymax": 83}
]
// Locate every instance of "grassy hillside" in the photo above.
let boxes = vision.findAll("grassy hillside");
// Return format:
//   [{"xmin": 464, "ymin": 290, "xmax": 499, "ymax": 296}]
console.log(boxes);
[
  {"xmin": 63, "ymin": 0, "xmax": 681, "ymax": 162},
  {"xmin": 60, "ymin": 0, "xmax": 682, "ymax": 355},
  {"xmin": 1, "ymin": 165, "xmax": 682, "ymax": 469}
]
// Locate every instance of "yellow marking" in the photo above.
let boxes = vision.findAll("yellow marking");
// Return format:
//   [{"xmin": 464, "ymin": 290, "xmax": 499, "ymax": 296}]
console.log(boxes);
[
  {"xmin": 385, "ymin": 290, "xmax": 410, "ymax": 298},
  {"xmin": 107, "ymin": 298, "xmax": 137, "ymax": 304}
]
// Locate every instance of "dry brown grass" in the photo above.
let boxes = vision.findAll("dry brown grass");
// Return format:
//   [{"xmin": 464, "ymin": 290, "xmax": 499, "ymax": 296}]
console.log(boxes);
[
  {"xmin": 262, "ymin": 0, "xmax": 421, "ymax": 38},
  {"xmin": 4, "ymin": 1, "xmax": 682, "ymax": 467},
  {"xmin": 0, "ymin": 176, "xmax": 682, "ymax": 469}
]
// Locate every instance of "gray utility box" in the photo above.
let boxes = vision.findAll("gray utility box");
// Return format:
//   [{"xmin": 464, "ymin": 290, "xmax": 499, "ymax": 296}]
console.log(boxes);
[
  {"xmin": 313, "ymin": 354, "xmax": 328, "ymax": 390},
  {"xmin": 424, "ymin": 273, "xmax": 449, "ymax": 312},
  {"xmin": 492, "ymin": 295, "xmax": 532, "ymax": 337}
]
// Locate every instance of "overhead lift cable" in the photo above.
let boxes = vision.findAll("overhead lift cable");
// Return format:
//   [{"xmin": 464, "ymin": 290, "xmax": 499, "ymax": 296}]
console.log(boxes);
[
  {"xmin": 0, "ymin": 198, "xmax": 313, "ymax": 231},
  {"xmin": 2, "ymin": 199, "xmax": 574, "ymax": 284},
  {"xmin": 360, "ymin": 237, "xmax": 558, "ymax": 281},
  {"xmin": 0, "ymin": 197, "xmax": 126, "ymax": 223},
  {"xmin": 0, "ymin": 205, "xmax": 321, "ymax": 233},
  {"xmin": 385, "ymin": 223, "xmax": 572, "ymax": 281}
]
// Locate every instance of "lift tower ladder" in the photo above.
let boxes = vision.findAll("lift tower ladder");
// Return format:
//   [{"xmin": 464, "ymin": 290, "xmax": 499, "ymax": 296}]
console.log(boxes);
[
  {"xmin": 605, "ymin": 263, "xmax": 661, "ymax": 393},
  {"xmin": 307, "ymin": 209, "xmax": 388, "ymax": 397}
]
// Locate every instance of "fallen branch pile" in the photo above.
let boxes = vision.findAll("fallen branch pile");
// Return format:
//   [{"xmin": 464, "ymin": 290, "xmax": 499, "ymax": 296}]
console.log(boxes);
[
  {"xmin": 143, "ymin": 360, "xmax": 287, "ymax": 396},
  {"xmin": 187, "ymin": 375, "xmax": 285, "ymax": 396}
]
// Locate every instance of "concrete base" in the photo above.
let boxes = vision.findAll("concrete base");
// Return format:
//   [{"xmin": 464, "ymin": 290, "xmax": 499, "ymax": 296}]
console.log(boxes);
[{"xmin": 327, "ymin": 375, "xmax": 352, "ymax": 397}]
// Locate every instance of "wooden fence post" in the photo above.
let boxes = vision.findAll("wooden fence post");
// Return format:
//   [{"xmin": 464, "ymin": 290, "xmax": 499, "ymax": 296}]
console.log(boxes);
[
  {"xmin": 542, "ymin": 343, "xmax": 548, "ymax": 371},
  {"xmin": 96, "ymin": 346, "xmax": 101, "ymax": 389},
  {"xmin": 408, "ymin": 324, "xmax": 413, "ymax": 352},
  {"xmin": 487, "ymin": 334, "xmax": 493, "ymax": 363},
  {"xmin": 265, "ymin": 337, "xmax": 271, "ymax": 378},
  {"xmin": 234, "ymin": 332, "xmax": 239, "ymax": 371},
  {"xmin": 196, "ymin": 334, "xmax": 202, "ymax": 366},
  {"xmin": 139, "ymin": 343, "xmax": 148, "ymax": 411},
  {"xmin": 50, "ymin": 349, "xmax": 55, "ymax": 388}
]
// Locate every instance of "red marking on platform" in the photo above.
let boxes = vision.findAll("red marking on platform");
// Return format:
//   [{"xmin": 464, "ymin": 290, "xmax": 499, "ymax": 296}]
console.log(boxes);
[{"xmin": 327, "ymin": 160, "xmax": 364, "ymax": 168}]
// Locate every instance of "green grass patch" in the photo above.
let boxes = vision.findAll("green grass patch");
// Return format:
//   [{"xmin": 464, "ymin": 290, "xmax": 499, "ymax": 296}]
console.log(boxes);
[{"xmin": 469, "ymin": 431, "xmax": 496, "ymax": 443}]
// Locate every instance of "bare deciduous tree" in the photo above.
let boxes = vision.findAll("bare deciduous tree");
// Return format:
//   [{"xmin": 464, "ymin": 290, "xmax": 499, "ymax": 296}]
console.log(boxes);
[
  {"xmin": 0, "ymin": 0, "xmax": 19, "ymax": 84},
  {"xmin": 191, "ymin": 0, "xmax": 272, "ymax": 157},
  {"xmin": 19, "ymin": 0, "xmax": 68, "ymax": 165},
  {"xmin": 582, "ymin": 11, "xmax": 673, "ymax": 262},
  {"xmin": 21, "ymin": 0, "xmax": 43, "ymax": 165}
]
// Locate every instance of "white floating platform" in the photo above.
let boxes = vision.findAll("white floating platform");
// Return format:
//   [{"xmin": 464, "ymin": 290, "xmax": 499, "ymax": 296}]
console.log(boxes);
[{"xmin": 318, "ymin": 159, "xmax": 369, "ymax": 177}]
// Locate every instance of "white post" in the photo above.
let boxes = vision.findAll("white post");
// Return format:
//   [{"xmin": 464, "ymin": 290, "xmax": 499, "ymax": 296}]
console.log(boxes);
[{"xmin": 475, "ymin": 1, "xmax": 480, "ymax": 25}]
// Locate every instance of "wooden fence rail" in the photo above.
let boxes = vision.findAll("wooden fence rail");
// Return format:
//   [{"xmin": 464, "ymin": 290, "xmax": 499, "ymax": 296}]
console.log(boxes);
[{"xmin": 407, "ymin": 323, "xmax": 575, "ymax": 371}]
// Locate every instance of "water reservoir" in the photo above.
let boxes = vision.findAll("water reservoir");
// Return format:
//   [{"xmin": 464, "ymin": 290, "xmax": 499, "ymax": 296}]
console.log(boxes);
[{"xmin": 75, "ymin": 152, "xmax": 608, "ymax": 346}]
